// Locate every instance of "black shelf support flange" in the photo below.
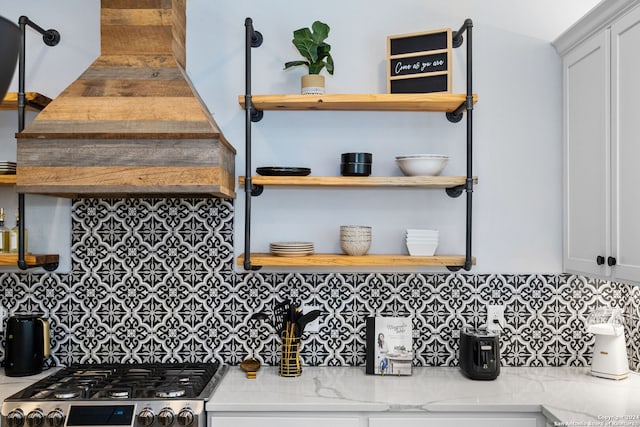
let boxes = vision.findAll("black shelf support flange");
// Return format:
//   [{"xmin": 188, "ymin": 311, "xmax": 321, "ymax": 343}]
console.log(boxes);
[
  {"xmin": 251, "ymin": 184, "xmax": 264, "ymax": 197},
  {"xmin": 243, "ymin": 17, "xmax": 264, "ymax": 272},
  {"xmin": 250, "ymin": 108, "xmax": 264, "ymax": 122},
  {"xmin": 43, "ymin": 262, "xmax": 59, "ymax": 272},
  {"xmin": 17, "ymin": 16, "xmax": 60, "ymax": 271},
  {"xmin": 243, "ymin": 260, "xmax": 262, "ymax": 272},
  {"xmin": 446, "ymin": 110, "xmax": 464, "ymax": 123},
  {"xmin": 445, "ymin": 185, "xmax": 465, "ymax": 198}
]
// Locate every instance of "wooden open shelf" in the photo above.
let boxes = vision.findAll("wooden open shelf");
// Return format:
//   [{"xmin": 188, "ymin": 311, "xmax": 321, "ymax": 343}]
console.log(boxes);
[
  {"xmin": 240, "ymin": 176, "xmax": 477, "ymax": 188},
  {"xmin": 239, "ymin": 93, "xmax": 477, "ymax": 112},
  {"xmin": 1, "ymin": 92, "xmax": 52, "ymax": 111},
  {"xmin": 238, "ymin": 253, "xmax": 476, "ymax": 268},
  {"xmin": 0, "ymin": 253, "xmax": 59, "ymax": 268},
  {"xmin": 1, "ymin": 92, "xmax": 59, "ymax": 270},
  {"xmin": 0, "ymin": 175, "xmax": 17, "ymax": 185}
]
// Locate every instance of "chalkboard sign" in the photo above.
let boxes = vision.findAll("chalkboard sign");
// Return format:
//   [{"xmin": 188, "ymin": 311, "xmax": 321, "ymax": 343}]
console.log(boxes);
[{"xmin": 387, "ymin": 28, "xmax": 452, "ymax": 94}]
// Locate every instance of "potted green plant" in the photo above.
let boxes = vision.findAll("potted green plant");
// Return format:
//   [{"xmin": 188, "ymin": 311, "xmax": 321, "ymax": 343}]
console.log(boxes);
[{"xmin": 284, "ymin": 20, "xmax": 334, "ymax": 94}]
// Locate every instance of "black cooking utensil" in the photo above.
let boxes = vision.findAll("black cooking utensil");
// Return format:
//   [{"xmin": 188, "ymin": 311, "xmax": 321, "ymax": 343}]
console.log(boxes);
[
  {"xmin": 273, "ymin": 300, "xmax": 290, "ymax": 336},
  {"xmin": 295, "ymin": 309, "xmax": 322, "ymax": 337},
  {"xmin": 249, "ymin": 312, "xmax": 269, "ymax": 322}
]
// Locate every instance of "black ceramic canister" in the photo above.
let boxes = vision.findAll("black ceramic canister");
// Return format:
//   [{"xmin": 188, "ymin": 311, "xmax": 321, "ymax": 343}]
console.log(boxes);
[{"xmin": 340, "ymin": 152, "xmax": 372, "ymax": 176}]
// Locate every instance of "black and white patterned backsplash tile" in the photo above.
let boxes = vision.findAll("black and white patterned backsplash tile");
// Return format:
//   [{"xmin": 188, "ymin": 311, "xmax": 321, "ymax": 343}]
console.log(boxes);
[{"xmin": 0, "ymin": 197, "xmax": 639, "ymax": 371}]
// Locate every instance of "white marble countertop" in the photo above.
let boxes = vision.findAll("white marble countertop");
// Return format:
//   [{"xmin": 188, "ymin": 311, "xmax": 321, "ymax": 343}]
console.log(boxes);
[
  {"xmin": 2, "ymin": 366, "xmax": 639, "ymax": 424},
  {"xmin": 207, "ymin": 366, "xmax": 640, "ymax": 424},
  {"xmin": 0, "ymin": 368, "xmax": 59, "ymax": 403}
]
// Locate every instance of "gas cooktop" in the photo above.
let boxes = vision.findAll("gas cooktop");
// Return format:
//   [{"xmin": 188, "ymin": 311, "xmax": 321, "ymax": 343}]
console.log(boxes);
[{"xmin": 2, "ymin": 363, "xmax": 227, "ymax": 427}]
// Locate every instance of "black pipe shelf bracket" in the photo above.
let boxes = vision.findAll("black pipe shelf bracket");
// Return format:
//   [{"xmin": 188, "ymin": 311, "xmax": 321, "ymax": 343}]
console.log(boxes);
[
  {"xmin": 446, "ymin": 18, "xmax": 474, "ymax": 273},
  {"xmin": 243, "ymin": 17, "xmax": 264, "ymax": 271},
  {"xmin": 241, "ymin": 18, "xmax": 475, "ymax": 273},
  {"xmin": 17, "ymin": 16, "xmax": 60, "ymax": 271}
]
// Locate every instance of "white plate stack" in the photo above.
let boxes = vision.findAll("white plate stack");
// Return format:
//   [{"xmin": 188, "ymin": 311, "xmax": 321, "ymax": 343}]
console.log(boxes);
[
  {"xmin": 270, "ymin": 241, "xmax": 314, "ymax": 257},
  {"xmin": 406, "ymin": 229, "xmax": 438, "ymax": 256},
  {"xmin": 0, "ymin": 161, "xmax": 16, "ymax": 175}
]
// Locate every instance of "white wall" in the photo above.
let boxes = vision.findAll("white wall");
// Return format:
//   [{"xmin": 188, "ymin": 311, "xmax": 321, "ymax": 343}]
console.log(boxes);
[{"xmin": 0, "ymin": 0, "xmax": 600, "ymax": 274}]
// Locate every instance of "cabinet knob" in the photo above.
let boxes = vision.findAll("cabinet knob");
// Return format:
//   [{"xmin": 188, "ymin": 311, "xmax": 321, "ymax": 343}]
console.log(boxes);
[
  {"xmin": 596, "ymin": 255, "xmax": 605, "ymax": 265},
  {"xmin": 608, "ymin": 256, "xmax": 617, "ymax": 267}
]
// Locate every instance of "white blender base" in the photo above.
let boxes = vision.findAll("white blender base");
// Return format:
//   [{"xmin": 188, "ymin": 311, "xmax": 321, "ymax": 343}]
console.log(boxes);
[{"xmin": 590, "ymin": 369, "xmax": 629, "ymax": 380}]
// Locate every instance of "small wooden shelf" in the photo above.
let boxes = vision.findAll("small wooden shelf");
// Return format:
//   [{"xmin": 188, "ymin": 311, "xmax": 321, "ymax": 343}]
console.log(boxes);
[
  {"xmin": 0, "ymin": 92, "xmax": 59, "ymax": 271},
  {"xmin": 1, "ymin": 92, "xmax": 52, "ymax": 111},
  {"xmin": 0, "ymin": 175, "xmax": 17, "ymax": 185},
  {"xmin": 240, "ymin": 175, "xmax": 477, "ymax": 188},
  {"xmin": 238, "ymin": 253, "xmax": 476, "ymax": 267},
  {"xmin": 239, "ymin": 93, "xmax": 477, "ymax": 112},
  {"xmin": 0, "ymin": 253, "xmax": 59, "ymax": 268}
]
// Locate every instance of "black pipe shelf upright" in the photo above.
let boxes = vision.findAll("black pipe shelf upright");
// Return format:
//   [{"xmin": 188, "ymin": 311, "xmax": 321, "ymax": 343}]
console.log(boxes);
[
  {"xmin": 16, "ymin": 16, "xmax": 61, "ymax": 271},
  {"xmin": 241, "ymin": 18, "xmax": 476, "ymax": 272}
]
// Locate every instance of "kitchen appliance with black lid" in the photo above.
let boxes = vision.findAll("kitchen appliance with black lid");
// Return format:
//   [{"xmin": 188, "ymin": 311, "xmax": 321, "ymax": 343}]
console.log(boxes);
[
  {"xmin": 1, "ymin": 362, "xmax": 227, "ymax": 427},
  {"xmin": 459, "ymin": 326, "xmax": 501, "ymax": 380},
  {"xmin": 4, "ymin": 314, "xmax": 51, "ymax": 377}
]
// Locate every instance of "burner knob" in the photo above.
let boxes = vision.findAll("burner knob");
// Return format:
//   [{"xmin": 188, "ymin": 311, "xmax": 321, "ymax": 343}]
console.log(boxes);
[
  {"xmin": 157, "ymin": 408, "xmax": 175, "ymax": 427},
  {"xmin": 7, "ymin": 409, "xmax": 25, "ymax": 427},
  {"xmin": 176, "ymin": 409, "xmax": 194, "ymax": 427},
  {"xmin": 27, "ymin": 410, "xmax": 45, "ymax": 427},
  {"xmin": 137, "ymin": 409, "xmax": 155, "ymax": 427},
  {"xmin": 46, "ymin": 409, "xmax": 65, "ymax": 427}
]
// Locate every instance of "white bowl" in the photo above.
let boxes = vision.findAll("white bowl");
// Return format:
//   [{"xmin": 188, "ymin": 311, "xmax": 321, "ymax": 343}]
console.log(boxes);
[
  {"xmin": 340, "ymin": 226, "xmax": 371, "ymax": 233},
  {"xmin": 396, "ymin": 155, "xmax": 449, "ymax": 176},
  {"xmin": 406, "ymin": 232, "xmax": 439, "ymax": 238},
  {"xmin": 341, "ymin": 239, "xmax": 371, "ymax": 256},
  {"xmin": 406, "ymin": 228, "xmax": 439, "ymax": 235},
  {"xmin": 407, "ymin": 237, "xmax": 439, "ymax": 243},
  {"xmin": 406, "ymin": 242, "xmax": 438, "ymax": 256}
]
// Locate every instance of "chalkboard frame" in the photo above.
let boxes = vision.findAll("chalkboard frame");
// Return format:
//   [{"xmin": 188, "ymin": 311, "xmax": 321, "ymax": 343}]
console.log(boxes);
[{"xmin": 387, "ymin": 28, "xmax": 452, "ymax": 94}]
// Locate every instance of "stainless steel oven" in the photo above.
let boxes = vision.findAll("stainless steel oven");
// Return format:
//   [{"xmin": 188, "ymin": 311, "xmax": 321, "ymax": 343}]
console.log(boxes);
[{"xmin": 2, "ymin": 363, "xmax": 226, "ymax": 427}]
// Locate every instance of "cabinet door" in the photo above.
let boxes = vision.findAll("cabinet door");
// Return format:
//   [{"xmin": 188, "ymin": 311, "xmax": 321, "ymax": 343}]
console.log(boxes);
[
  {"xmin": 562, "ymin": 30, "xmax": 610, "ymax": 276},
  {"xmin": 210, "ymin": 416, "xmax": 362, "ymax": 427},
  {"xmin": 611, "ymin": 5, "xmax": 640, "ymax": 282},
  {"xmin": 369, "ymin": 417, "xmax": 537, "ymax": 427}
]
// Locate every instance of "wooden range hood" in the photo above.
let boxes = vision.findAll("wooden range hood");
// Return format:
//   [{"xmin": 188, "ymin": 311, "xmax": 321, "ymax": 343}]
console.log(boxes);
[{"xmin": 16, "ymin": 0, "xmax": 236, "ymax": 198}]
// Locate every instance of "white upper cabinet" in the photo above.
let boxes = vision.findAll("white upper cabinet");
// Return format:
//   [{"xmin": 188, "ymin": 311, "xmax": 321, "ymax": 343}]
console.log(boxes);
[
  {"xmin": 562, "ymin": 30, "xmax": 609, "ymax": 277},
  {"xmin": 555, "ymin": 0, "xmax": 640, "ymax": 283}
]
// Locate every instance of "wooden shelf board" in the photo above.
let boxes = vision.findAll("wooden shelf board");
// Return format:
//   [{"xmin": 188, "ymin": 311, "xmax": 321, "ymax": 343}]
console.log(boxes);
[
  {"xmin": 238, "ymin": 93, "xmax": 478, "ymax": 112},
  {"xmin": 1, "ymin": 92, "xmax": 52, "ymax": 111},
  {"xmin": 0, "ymin": 175, "xmax": 17, "ymax": 185},
  {"xmin": 238, "ymin": 253, "xmax": 475, "ymax": 267},
  {"xmin": 239, "ymin": 176, "xmax": 477, "ymax": 188},
  {"xmin": 0, "ymin": 253, "xmax": 59, "ymax": 267}
]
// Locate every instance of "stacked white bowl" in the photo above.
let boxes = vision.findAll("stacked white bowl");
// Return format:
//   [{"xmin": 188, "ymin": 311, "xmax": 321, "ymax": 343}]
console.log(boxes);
[
  {"xmin": 395, "ymin": 154, "xmax": 449, "ymax": 176},
  {"xmin": 340, "ymin": 225, "xmax": 372, "ymax": 256},
  {"xmin": 406, "ymin": 229, "xmax": 438, "ymax": 256}
]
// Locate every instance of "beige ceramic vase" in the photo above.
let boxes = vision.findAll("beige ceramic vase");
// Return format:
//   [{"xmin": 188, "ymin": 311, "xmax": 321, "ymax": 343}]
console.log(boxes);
[{"xmin": 301, "ymin": 74, "xmax": 325, "ymax": 95}]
